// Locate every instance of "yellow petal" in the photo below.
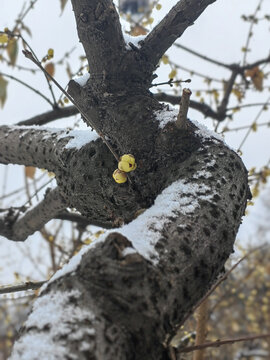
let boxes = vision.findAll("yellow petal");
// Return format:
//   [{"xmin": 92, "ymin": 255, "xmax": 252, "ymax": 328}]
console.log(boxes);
[{"xmin": 113, "ymin": 169, "xmax": 127, "ymax": 184}]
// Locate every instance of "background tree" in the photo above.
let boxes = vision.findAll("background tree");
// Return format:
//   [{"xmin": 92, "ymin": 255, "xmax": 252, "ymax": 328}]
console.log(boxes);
[{"xmin": 0, "ymin": 0, "xmax": 269, "ymax": 359}]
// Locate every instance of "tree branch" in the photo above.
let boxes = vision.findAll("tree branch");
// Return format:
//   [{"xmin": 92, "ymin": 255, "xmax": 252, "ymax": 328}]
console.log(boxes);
[
  {"xmin": 141, "ymin": 0, "xmax": 216, "ymax": 67},
  {"xmin": 174, "ymin": 43, "xmax": 232, "ymax": 70},
  {"xmin": 70, "ymin": 0, "xmax": 126, "ymax": 75},
  {"xmin": 16, "ymin": 106, "xmax": 79, "ymax": 126},
  {"xmin": 154, "ymin": 93, "xmax": 225, "ymax": 121},
  {"xmin": 56, "ymin": 210, "xmax": 114, "ymax": 229},
  {"xmin": 0, "ymin": 187, "xmax": 67, "ymax": 241},
  {"xmin": 10, "ymin": 133, "xmax": 250, "ymax": 359},
  {"xmin": 179, "ymin": 333, "xmax": 270, "ymax": 354},
  {"xmin": 0, "ymin": 281, "xmax": 46, "ymax": 295}
]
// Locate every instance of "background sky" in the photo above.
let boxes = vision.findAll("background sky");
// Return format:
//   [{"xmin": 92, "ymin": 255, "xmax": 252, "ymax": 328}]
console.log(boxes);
[{"xmin": 0, "ymin": 0, "xmax": 269, "ymax": 288}]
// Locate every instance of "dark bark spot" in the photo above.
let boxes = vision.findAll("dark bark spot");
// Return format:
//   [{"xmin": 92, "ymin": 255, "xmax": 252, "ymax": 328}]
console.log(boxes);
[{"xmin": 203, "ymin": 227, "xmax": 210, "ymax": 236}]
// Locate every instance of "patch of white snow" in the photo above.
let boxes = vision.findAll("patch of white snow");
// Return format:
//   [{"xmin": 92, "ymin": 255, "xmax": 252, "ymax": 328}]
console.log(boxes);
[{"xmin": 73, "ymin": 73, "xmax": 90, "ymax": 86}]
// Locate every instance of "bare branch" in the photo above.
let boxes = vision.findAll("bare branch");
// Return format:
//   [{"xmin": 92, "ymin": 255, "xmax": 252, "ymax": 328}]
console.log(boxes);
[
  {"xmin": 174, "ymin": 43, "xmax": 232, "ymax": 70},
  {"xmin": 16, "ymin": 106, "xmax": 79, "ymax": 126},
  {"xmin": 0, "ymin": 72, "xmax": 54, "ymax": 107},
  {"xmin": 0, "ymin": 125, "xmax": 70, "ymax": 171},
  {"xmin": 217, "ymin": 69, "xmax": 238, "ymax": 116},
  {"xmin": 179, "ymin": 333, "xmax": 270, "ymax": 354},
  {"xmin": 0, "ymin": 281, "xmax": 46, "ymax": 295},
  {"xmin": 154, "ymin": 93, "xmax": 225, "ymax": 121},
  {"xmin": 56, "ymin": 210, "xmax": 114, "ymax": 229},
  {"xmin": 141, "ymin": 0, "xmax": 216, "ymax": 67},
  {"xmin": 0, "ymin": 187, "xmax": 67, "ymax": 241},
  {"xmin": 70, "ymin": 0, "xmax": 126, "ymax": 75}
]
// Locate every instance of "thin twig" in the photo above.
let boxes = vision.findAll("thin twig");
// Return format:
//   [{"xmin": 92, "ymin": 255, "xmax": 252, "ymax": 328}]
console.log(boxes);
[
  {"xmin": 174, "ymin": 43, "xmax": 232, "ymax": 70},
  {"xmin": 238, "ymin": 95, "xmax": 270, "ymax": 151},
  {"xmin": 179, "ymin": 333, "xmax": 270, "ymax": 354},
  {"xmin": 151, "ymin": 78, "xmax": 191, "ymax": 88},
  {"xmin": 0, "ymin": 280, "xmax": 46, "ymax": 295},
  {"xmin": 242, "ymin": 0, "xmax": 264, "ymax": 65},
  {"xmin": 22, "ymin": 50, "xmax": 119, "ymax": 162},
  {"xmin": 0, "ymin": 72, "xmax": 54, "ymax": 107},
  {"xmin": 193, "ymin": 299, "xmax": 208, "ymax": 360}
]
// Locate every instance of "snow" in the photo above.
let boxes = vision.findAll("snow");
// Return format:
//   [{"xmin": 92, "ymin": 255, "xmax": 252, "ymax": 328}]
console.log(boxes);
[
  {"xmin": 122, "ymin": 247, "xmax": 137, "ymax": 257},
  {"xmin": 123, "ymin": 33, "xmax": 146, "ymax": 50},
  {"xmin": 41, "ymin": 244, "xmax": 91, "ymax": 292},
  {"xmin": 10, "ymin": 289, "xmax": 95, "ymax": 360},
  {"xmin": 41, "ymin": 176, "xmax": 214, "ymax": 288},
  {"xmin": 155, "ymin": 105, "xmax": 178, "ymax": 129},
  {"xmin": 7, "ymin": 125, "xmax": 99, "ymax": 151},
  {"xmin": 59, "ymin": 129, "xmax": 99, "ymax": 150},
  {"xmin": 73, "ymin": 73, "xmax": 90, "ymax": 86},
  {"xmin": 154, "ymin": 106, "xmax": 226, "ymax": 144}
]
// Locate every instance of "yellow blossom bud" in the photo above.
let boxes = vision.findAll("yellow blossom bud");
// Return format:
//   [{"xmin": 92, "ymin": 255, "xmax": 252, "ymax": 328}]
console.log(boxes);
[
  {"xmin": 113, "ymin": 169, "xmax": 127, "ymax": 184},
  {"xmin": 118, "ymin": 154, "xmax": 137, "ymax": 172},
  {"xmin": 0, "ymin": 33, "xmax": 9, "ymax": 44}
]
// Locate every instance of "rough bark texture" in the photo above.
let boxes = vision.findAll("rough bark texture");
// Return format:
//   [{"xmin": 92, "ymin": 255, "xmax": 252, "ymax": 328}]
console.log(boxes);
[
  {"xmin": 10, "ymin": 133, "xmax": 250, "ymax": 359},
  {"xmin": 2, "ymin": 0, "xmax": 251, "ymax": 359}
]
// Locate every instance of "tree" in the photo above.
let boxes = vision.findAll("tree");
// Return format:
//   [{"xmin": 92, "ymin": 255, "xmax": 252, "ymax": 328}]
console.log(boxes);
[{"xmin": 0, "ymin": 0, "xmax": 261, "ymax": 358}]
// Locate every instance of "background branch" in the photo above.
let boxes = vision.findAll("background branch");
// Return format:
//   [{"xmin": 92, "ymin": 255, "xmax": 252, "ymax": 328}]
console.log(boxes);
[
  {"xmin": 141, "ymin": 0, "xmax": 216, "ymax": 67},
  {"xmin": 154, "ymin": 93, "xmax": 224, "ymax": 121},
  {"xmin": 0, "ymin": 187, "xmax": 67, "ymax": 241},
  {"xmin": 16, "ymin": 105, "xmax": 79, "ymax": 126}
]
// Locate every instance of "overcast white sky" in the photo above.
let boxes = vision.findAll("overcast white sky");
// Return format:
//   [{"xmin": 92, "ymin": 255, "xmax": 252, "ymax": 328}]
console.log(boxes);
[{"xmin": 0, "ymin": 0, "xmax": 269, "ymax": 286}]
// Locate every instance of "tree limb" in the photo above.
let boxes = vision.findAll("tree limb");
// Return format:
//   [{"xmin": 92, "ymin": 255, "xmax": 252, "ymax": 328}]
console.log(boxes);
[
  {"xmin": 0, "ymin": 187, "xmax": 67, "ymax": 241},
  {"xmin": 10, "ymin": 134, "xmax": 250, "ymax": 359},
  {"xmin": 0, "ymin": 125, "xmax": 70, "ymax": 170},
  {"xmin": 56, "ymin": 210, "xmax": 114, "ymax": 229},
  {"xmin": 141, "ymin": 0, "xmax": 216, "ymax": 67},
  {"xmin": 154, "ymin": 92, "xmax": 225, "ymax": 121},
  {"xmin": 70, "ymin": 0, "xmax": 126, "ymax": 75},
  {"xmin": 16, "ymin": 106, "xmax": 79, "ymax": 126},
  {"xmin": 0, "ymin": 281, "xmax": 46, "ymax": 295}
]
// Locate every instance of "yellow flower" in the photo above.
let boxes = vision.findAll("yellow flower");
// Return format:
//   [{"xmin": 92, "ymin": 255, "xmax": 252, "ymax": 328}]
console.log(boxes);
[
  {"xmin": 118, "ymin": 154, "xmax": 137, "ymax": 173},
  {"xmin": 113, "ymin": 169, "xmax": 127, "ymax": 184}
]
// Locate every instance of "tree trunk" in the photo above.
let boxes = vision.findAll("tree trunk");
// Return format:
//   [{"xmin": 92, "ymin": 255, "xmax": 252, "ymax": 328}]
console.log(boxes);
[{"xmin": 4, "ymin": 1, "xmax": 251, "ymax": 358}]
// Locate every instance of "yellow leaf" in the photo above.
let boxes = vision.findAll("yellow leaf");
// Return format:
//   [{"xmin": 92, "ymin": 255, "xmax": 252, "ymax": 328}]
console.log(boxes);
[
  {"xmin": 232, "ymin": 88, "xmax": 244, "ymax": 102},
  {"xmin": 169, "ymin": 69, "xmax": 177, "ymax": 79},
  {"xmin": 0, "ymin": 75, "xmax": 8, "ymax": 108},
  {"xmin": 25, "ymin": 166, "xmax": 36, "ymax": 179},
  {"xmin": 156, "ymin": 4, "xmax": 162, "ymax": 10},
  {"xmin": 130, "ymin": 26, "xmax": 147, "ymax": 36},
  {"xmin": 249, "ymin": 167, "xmax": 256, "ymax": 176},
  {"xmin": 7, "ymin": 39, "xmax": 18, "ymax": 66},
  {"xmin": 162, "ymin": 55, "xmax": 169, "ymax": 64},
  {"xmin": 45, "ymin": 62, "xmax": 55, "ymax": 78},
  {"xmin": 245, "ymin": 66, "xmax": 264, "ymax": 91},
  {"xmin": 0, "ymin": 33, "xmax": 8, "ymax": 43}
]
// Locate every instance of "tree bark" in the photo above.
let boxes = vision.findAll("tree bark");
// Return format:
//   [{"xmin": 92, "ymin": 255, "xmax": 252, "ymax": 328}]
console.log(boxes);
[
  {"xmin": 10, "ymin": 130, "xmax": 250, "ymax": 359},
  {"xmin": 4, "ymin": 0, "xmax": 251, "ymax": 358}
]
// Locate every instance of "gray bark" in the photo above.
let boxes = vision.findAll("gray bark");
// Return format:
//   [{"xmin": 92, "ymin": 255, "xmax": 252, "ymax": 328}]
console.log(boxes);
[
  {"xmin": 10, "ymin": 134, "xmax": 250, "ymax": 359},
  {"xmin": 2, "ymin": 0, "xmax": 250, "ymax": 358}
]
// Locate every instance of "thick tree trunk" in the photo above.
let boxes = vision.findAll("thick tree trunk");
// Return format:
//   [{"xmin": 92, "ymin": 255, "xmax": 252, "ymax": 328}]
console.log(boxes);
[
  {"xmin": 10, "ymin": 123, "xmax": 250, "ymax": 359},
  {"xmin": 4, "ymin": 1, "xmax": 251, "ymax": 358}
]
